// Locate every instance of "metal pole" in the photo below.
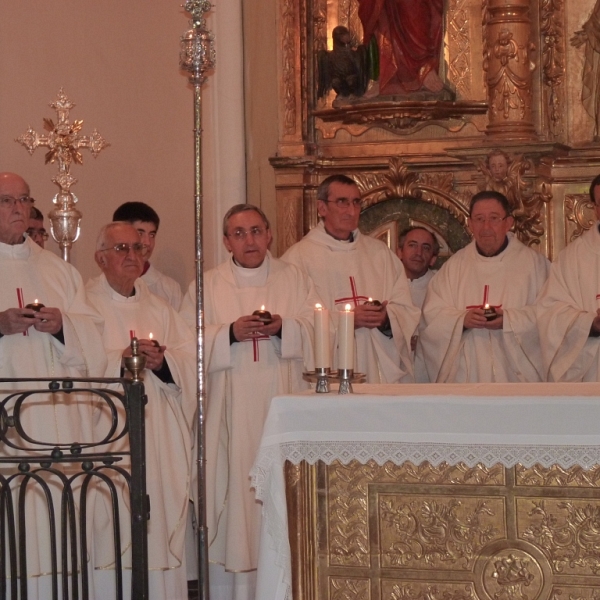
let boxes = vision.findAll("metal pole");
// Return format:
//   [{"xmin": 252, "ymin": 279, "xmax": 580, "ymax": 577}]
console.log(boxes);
[{"xmin": 179, "ymin": 4, "xmax": 215, "ymax": 599}]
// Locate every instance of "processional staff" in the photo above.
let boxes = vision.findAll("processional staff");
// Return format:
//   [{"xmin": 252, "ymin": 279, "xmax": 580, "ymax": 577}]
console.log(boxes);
[
  {"xmin": 179, "ymin": 2, "xmax": 216, "ymax": 600},
  {"xmin": 15, "ymin": 88, "xmax": 110, "ymax": 262}
]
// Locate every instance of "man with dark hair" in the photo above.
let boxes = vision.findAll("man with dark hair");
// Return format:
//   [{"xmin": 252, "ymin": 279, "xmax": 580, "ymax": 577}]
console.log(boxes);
[
  {"xmin": 419, "ymin": 190, "xmax": 550, "ymax": 382},
  {"xmin": 397, "ymin": 226, "xmax": 439, "ymax": 308},
  {"xmin": 282, "ymin": 174, "xmax": 419, "ymax": 383},
  {"xmin": 27, "ymin": 206, "xmax": 48, "ymax": 248},
  {"xmin": 536, "ymin": 175, "xmax": 600, "ymax": 380},
  {"xmin": 180, "ymin": 204, "xmax": 319, "ymax": 600},
  {"xmin": 112, "ymin": 201, "xmax": 182, "ymax": 309}
]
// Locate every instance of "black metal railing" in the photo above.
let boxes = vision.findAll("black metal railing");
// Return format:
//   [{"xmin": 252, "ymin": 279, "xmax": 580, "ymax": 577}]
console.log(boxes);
[{"xmin": 0, "ymin": 377, "xmax": 148, "ymax": 600}]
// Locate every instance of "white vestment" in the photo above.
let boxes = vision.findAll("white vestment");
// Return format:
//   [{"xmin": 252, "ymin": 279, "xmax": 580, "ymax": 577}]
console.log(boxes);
[
  {"xmin": 419, "ymin": 234, "xmax": 550, "ymax": 382},
  {"xmin": 536, "ymin": 223, "xmax": 600, "ymax": 381},
  {"xmin": 182, "ymin": 254, "xmax": 317, "ymax": 581},
  {"xmin": 142, "ymin": 263, "xmax": 182, "ymax": 310},
  {"xmin": 408, "ymin": 269, "xmax": 436, "ymax": 309},
  {"xmin": 0, "ymin": 237, "xmax": 107, "ymax": 596},
  {"xmin": 282, "ymin": 222, "xmax": 419, "ymax": 383},
  {"xmin": 86, "ymin": 274, "xmax": 196, "ymax": 600}
]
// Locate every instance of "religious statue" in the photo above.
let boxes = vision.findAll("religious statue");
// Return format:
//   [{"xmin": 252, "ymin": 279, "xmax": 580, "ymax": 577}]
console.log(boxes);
[
  {"xmin": 571, "ymin": 0, "xmax": 600, "ymax": 141},
  {"xmin": 317, "ymin": 25, "xmax": 369, "ymax": 102},
  {"xmin": 357, "ymin": 0, "xmax": 446, "ymax": 96},
  {"xmin": 478, "ymin": 149, "xmax": 547, "ymax": 247}
]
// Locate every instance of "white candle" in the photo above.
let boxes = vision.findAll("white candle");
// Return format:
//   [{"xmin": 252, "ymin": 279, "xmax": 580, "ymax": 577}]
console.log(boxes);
[
  {"xmin": 338, "ymin": 304, "xmax": 354, "ymax": 370},
  {"xmin": 314, "ymin": 304, "xmax": 330, "ymax": 369}
]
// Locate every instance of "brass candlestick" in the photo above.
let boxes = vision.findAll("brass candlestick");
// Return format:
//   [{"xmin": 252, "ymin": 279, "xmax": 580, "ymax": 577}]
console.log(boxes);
[{"xmin": 123, "ymin": 337, "xmax": 147, "ymax": 382}]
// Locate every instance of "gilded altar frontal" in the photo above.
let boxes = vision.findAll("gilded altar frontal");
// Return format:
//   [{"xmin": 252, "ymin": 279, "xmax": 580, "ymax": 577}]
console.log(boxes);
[
  {"xmin": 285, "ymin": 460, "xmax": 600, "ymax": 600},
  {"xmin": 270, "ymin": 0, "xmax": 600, "ymax": 262}
]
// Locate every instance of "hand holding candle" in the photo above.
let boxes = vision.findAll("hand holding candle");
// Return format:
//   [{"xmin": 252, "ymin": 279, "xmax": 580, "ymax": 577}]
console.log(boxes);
[
  {"xmin": 338, "ymin": 304, "xmax": 355, "ymax": 370},
  {"xmin": 314, "ymin": 304, "xmax": 331, "ymax": 369},
  {"xmin": 252, "ymin": 305, "xmax": 272, "ymax": 324}
]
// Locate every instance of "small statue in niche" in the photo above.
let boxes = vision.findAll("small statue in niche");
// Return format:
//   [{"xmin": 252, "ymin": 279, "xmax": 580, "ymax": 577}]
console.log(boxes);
[
  {"xmin": 478, "ymin": 150, "xmax": 546, "ymax": 247},
  {"xmin": 571, "ymin": 0, "xmax": 600, "ymax": 141},
  {"xmin": 317, "ymin": 26, "xmax": 369, "ymax": 103}
]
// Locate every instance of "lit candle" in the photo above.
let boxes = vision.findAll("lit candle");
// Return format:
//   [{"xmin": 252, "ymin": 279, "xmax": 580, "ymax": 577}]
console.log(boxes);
[
  {"xmin": 25, "ymin": 298, "xmax": 45, "ymax": 313},
  {"xmin": 338, "ymin": 304, "xmax": 354, "ymax": 370},
  {"xmin": 482, "ymin": 285, "xmax": 489, "ymax": 307},
  {"xmin": 314, "ymin": 304, "xmax": 331, "ymax": 369},
  {"xmin": 252, "ymin": 305, "xmax": 272, "ymax": 324},
  {"xmin": 148, "ymin": 332, "xmax": 160, "ymax": 347}
]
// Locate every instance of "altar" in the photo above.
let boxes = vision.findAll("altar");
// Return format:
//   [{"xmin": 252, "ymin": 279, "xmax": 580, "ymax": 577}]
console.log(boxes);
[{"xmin": 250, "ymin": 383, "xmax": 600, "ymax": 600}]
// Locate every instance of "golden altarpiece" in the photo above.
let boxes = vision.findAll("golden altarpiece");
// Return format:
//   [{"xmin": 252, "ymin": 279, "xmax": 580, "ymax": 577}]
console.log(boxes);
[{"xmin": 267, "ymin": 0, "xmax": 600, "ymax": 598}]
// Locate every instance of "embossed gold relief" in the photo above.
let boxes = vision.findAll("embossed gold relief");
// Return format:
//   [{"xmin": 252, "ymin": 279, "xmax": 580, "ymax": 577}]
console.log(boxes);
[
  {"xmin": 517, "ymin": 464, "xmax": 600, "ymax": 487},
  {"xmin": 330, "ymin": 577, "xmax": 370, "ymax": 600},
  {"xmin": 565, "ymin": 193, "xmax": 595, "ymax": 243},
  {"xmin": 448, "ymin": 0, "xmax": 472, "ymax": 97},
  {"xmin": 483, "ymin": 0, "xmax": 536, "ymax": 138},
  {"xmin": 477, "ymin": 150, "xmax": 551, "ymax": 246},
  {"xmin": 540, "ymin": 0, "xmax": 566, "ymax": 138},
  {"xmin": 281, "ymin": 0, "xmax": 298, "ymax": 136},
  {"xmin": 354, "ymin": 158, "xmax": 470, "ymax": 228},
  {"xmin": 378, "ymin": 496, "xmax": 503, "ymax": 570},
  {"xmin": 551, "ymin": 588, "xmax": 600, "ymax": 600},
  {"xmin": 382, "ymin": 581, "xmax": 476, "ymax": 599},
  {"xmin": 520, "ymin": 499, "xmax": 600, "ymax": 576}
]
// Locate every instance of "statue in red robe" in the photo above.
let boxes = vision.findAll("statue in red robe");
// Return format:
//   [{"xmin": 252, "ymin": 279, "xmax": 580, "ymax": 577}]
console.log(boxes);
[{"xmin": 358, "ymin": 0, "xmax": 445, "ymax": 95}]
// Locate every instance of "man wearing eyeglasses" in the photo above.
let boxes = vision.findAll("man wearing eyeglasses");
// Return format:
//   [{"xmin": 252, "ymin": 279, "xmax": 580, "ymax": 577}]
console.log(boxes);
[
  {"xmin": 28, "ymin": 206, "xmax": 49, "ymax": 248},
  {"xmin": 419, "ymin": 190, "xmax": 549, "ymax": 382},
  {"xmin": 536, "ymin": 174, "xmax": 600, "ymax": 381},
  {"xmin": 0, "ymin": 172, "xmax": 107, "ymax": 590},
  {"xmin": 282, "ymin": 174, "xmax": 420, "ymax": 383},
  {"xmin": 86, "ymin": 221, "xmax": 195, "ymax": 599},
  {"xmin": 180, "ymin": 204, "xmax": 320, "ymax": 599}
]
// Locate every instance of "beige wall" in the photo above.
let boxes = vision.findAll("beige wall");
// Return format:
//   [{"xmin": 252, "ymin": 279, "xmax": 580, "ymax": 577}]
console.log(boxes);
[{"xmin": 0, "ymin": 2, "xmax": 207, "ymax": 288}]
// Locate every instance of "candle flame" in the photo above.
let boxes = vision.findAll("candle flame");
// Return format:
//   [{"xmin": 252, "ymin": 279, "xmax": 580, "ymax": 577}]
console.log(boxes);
[
  {"xmin": 344, "ymin": 304, "xmax": 352, "ymax": 311},
  {"xmin": 34, "ymin": 299, "xmax": 39, "ymax": 304},
  {"xmin": 315, "ymin": 303, "xmax": 322, "ymax": 309},
  {"xmin": 260, "ymin": 305, "xmax": 265, "ymax": 310},
  {"xmin": 149, "ymin": 332, "xmax": 154, "ymax": 340},
  {"xmin": 484, "ymin": 304, "xmax": 490, "ymax": 309},
  {"xmin": 368, "ymin": 297, "xmax": 373, "ymax": 302}
]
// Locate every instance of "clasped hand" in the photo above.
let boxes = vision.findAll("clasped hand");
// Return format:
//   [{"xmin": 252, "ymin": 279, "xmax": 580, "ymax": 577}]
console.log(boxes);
[
  {"xmin": 233, "ymin": 314, "xmax": 282, "ymax": 342},
  {"xmin": 463, "ymin": 306, "xmax": 504, "ymax": 330},
  {"xmin": 0, "ymin": 307, "xmax": 63, "ymax": 336},
  {"xmin": 122, "ymin": 339, "xmax": 166, "ymax": 371},
  {"xmin": 354, "ymin": 301, "xmax": 389, "ymax": 329}
]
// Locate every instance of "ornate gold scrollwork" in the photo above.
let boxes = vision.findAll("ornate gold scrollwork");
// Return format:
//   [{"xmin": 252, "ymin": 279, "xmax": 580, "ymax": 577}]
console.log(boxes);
[
  {"xmin": 281, "ymin": 0, "xmax": 298, "ymax": 136},
  {"xmin": 565, "ymin": 194, "xmax": 595, "ymax": 242}
]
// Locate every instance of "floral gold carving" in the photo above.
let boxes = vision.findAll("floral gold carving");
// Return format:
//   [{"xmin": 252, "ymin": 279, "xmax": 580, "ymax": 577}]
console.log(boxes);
[
  {"xmin": 540, "ymin": 0, "xmax": 565, "ymax": 137},
  {"xmin": 517, "ymin": 464, "xmax": 600, "ymax": 488},
  {"xmin": 379, "ymin": 496, "xmax": 502, "ymax": 569},
  {"xmin": 448, "ymin": 0, "xmax": 472, "ymax": 97},
  {"xmin": 355, "ymin": 158, "xmax": 469, "ymax": 227},
  {"xmin": 330, "ymin": 578, "xmax": 370, "ymax": 600},
  {"xmin": 521, "ymin": 500, "xmax": 600, "ymax": 575},
  {"xmin": 281, "ymin": 0, "xmax": 297, "ymax": 135},
  {"xmin": 565, "ymin": 194, "xmax": 595, "ymax": 242},
  {"xmin": 383, "ymin": 582, "xmax": 476, "ymax": 599},
  {"xmin": 551, "ymin": 588, "xmax": 600, "ymax": 600},
  {"xmin": 488, "ymin": 550, "xmax": 539, "ymax": 600}
]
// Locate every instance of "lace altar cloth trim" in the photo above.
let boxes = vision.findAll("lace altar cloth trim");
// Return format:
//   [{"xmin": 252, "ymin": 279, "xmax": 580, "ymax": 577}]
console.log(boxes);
[{"xmin": 250, "ymin": 440, "xmax": 600, "ymax": 600}]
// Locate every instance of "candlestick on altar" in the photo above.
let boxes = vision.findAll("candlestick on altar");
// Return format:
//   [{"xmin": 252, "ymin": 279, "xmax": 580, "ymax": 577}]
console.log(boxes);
[
  {"xmin": 313, "ymin": 304, "xmax": 331, "ymax": 393},
  {"xmin": 338, "ymin": 304, "xmax": 355, "ymax": 394}
]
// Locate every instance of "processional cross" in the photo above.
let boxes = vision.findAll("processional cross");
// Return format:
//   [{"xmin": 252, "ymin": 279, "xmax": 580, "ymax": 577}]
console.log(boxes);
[{"xmin": 16, "ymin": 88, "xmax": 109, "ymax": 261}]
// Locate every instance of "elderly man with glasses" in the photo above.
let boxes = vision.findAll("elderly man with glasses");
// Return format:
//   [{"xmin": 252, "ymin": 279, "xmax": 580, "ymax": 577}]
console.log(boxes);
[
  {"xmin": 0, "ymin": 172, "xmax": 106, "ymax": 595},
  {"xmin": 180, "ymin": 203, "xmax": 320, "ymax": 600},
  {"xmin": 86, "ymin": 221, "xmax": 196, "ymax": 600},
  {"xmin": 419, "ymin": 190, "xmax": 550, "ymax": 383},
  {"xmin": 282, "ymin": 173, "xmax": 420, "ymax": 384}
]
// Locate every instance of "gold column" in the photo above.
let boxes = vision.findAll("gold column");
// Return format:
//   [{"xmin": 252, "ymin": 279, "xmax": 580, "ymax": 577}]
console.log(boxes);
[{"xmin": 484, "ymin": 0, "xmax": 537, "ymax": 139}]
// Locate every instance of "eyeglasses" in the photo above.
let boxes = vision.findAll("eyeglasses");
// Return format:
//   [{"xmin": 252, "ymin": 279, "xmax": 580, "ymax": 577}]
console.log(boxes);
[
  {"xmin": 0, "ymin": 196, "xmax": 35, "ymax": 209},
  {"xmin": 98, "ymin": 242, "xmax": 147, "ymax": 255},
  {"xmin": 226, "ymin": 226, "xmax": 268, "ymax": 240},
  {"xmin": 470, "ymin": 215, "xmax": 509, "ymax": 225},
  {"xmin": 27, "ymin": 228, "xmax": 49, "ymax": 241},
  {"xmin": 323, "ymin": 198, "xmax": 363, "ymax": 209}
]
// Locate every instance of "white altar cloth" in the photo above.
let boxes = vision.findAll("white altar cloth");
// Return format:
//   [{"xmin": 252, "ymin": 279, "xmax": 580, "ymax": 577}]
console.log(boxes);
[{"xmin": 249, "ymin": 382, "xmax": 600, "ymax": 600}]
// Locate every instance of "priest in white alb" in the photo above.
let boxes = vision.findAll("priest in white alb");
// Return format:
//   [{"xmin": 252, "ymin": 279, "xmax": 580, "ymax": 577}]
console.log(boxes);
[
  {"xmin": 536, "ymin": 174, "xmax": 600, "ymax": 381},
  {"xmin": 180, "ymin": 204, "xmax": 318, "ymax": 600},
  {"xmin": 282, "ymin": 174, "xmax": 419, "ymax": 383},
  {"xmin": 419, "ymin": 190, "xmax": 550, "ymax": 383},
  {"xmin": 0, "ymin": 172, "xmax": 107, "ymax": 598},
  {"xmin": 86, "ymin": 221, "xmax": 196, "ymax": 600}
]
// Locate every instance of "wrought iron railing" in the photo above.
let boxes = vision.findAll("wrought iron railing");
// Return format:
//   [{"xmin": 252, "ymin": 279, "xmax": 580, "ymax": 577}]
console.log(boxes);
[{"xmin": 0, "ymin": 377, "xmax": 148, "ymax": 600}]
